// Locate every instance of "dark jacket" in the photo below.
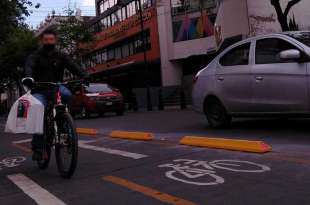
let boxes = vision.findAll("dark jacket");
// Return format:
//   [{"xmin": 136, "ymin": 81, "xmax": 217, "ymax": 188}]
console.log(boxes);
[{"xmin": 25, "ymin": 48, "xmax": 89, "ymax": 82}]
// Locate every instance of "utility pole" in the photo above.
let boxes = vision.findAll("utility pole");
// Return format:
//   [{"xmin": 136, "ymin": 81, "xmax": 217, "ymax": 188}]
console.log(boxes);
[{"xmin": 138, "ymin": 0, "xmax": 152, "ymax": 111}]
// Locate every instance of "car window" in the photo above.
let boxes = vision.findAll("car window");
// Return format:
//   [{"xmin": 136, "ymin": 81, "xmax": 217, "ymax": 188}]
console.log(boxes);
[
  {"xmin": 285, "ymin": 32, "xmax": 310, "ymax": 47},
  {"xmin": 85, "ymin": 84, "xmax": 113, "ymax": 93},
  {"xmin": 255, "ymin": 38, "xmax": 299, "ymax": 64},
  {"xmin": 219, "ymin": 43, "xmax": 251, "ymax": 66}
]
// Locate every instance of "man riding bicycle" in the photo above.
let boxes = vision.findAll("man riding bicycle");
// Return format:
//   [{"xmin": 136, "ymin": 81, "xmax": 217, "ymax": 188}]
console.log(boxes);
[{"xmin": 24, "ymin": 29, "xmax": 89, "ymax": 161}]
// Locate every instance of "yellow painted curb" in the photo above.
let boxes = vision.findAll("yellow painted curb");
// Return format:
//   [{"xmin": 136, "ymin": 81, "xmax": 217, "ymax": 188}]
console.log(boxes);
[
  {"xmin": 76, "ymin": 128, "xmax": 98, "ymax": 136},
  {"xmin": 180, "ymin": 136, "xmax": 272, "ymax": 153},
  {"xmin": 110, "ymin": 131, "xmax": 153, "ymax": 141}
]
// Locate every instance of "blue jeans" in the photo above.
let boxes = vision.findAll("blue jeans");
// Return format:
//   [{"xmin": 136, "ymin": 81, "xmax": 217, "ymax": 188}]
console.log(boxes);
[{"xmin": 32, "ymin": 86, "xmax": 72, "ymax": 152}]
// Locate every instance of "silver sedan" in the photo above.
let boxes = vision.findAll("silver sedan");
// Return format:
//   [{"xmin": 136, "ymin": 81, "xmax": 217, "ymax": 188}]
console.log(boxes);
[{"xmin": 192, "ymin": 31, "xmax": 310, "ymax": 128}]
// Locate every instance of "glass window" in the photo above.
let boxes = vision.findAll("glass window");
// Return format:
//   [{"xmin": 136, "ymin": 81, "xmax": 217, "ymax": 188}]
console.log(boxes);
[
  {"xmin": 115, "ymin": 46, "xmax": 122, "ymax": 59},
  {"xmin": 103, "ymin": 0, "xmax": 109, "ymax": 11},
  {"xmin": 106, "ymin": 16, "xmax": 111, "ymax": 27},
  {"xmin": 122, "ymin": 7, "xmax": 127, "ymax": 20},
  {"xmin": 107, "ymin": 48, "xmax": 115, "ymax": 61},
  {"xmin": 99, "ymin": 1, "xmax": 104, "ymax": 13},
  {"xmin": 111, "ymin": 13, "xmax": 117, "ymax": 25},
  {"xmin": 117, "ymin": 9, "xmax": 122, "ymax": 21},
  {"xmin": 255, "ymin": 38, "xmax": 298, "ymax": 64},
  {"xmin": 128, "ymin": 40, "xmax": 134, "ymax": 55},
  {"xmin": 85, "ymin": 84, "xmax": 113, "ymax": 93},
  {"xmin": 101, "ymin": 50, "xmax": 107, "ymax": 62},
  {"xmin": 220, "ymin": 43, "xmax": 251, "ymax": 66},
  {"xmin": 127, "ymin": 1, "xmax": 136, "ymax": 17},
  {"xmin": 122, "ymin": 42, "xmax": 129, "ymax": 57},
  {"xmin": 134, "ymin": 36, "xmax": 143, "ymax": 53},
  {"xmin": 286, "ymin": 32, "xmax": 310, "ymax": 47}
]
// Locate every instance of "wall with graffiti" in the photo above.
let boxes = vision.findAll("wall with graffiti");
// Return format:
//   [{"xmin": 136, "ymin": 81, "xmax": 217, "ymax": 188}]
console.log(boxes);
[
  {"xmin": 248, "ymin": 0, "xmax": 310, "ymax": 36},
  {"xmin": 172, "ymin": 10, "xmax": 215, "ymax": 42}
]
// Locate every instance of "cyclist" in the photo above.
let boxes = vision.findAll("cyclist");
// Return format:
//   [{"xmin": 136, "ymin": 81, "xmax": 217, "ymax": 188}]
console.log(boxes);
[{"xmin": 24, "ymin": 29, "xmax": 89, "ymax": 161}]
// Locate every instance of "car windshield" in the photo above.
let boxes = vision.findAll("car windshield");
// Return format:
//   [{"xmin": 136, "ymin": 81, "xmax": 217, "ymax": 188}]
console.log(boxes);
[
  {"xmin": 85, "ymin": 84, "xmax": 113, "ymax": 93},
  {"xmin": 285, "ymin": 32, "xmax": 310, "ymax": 47}
]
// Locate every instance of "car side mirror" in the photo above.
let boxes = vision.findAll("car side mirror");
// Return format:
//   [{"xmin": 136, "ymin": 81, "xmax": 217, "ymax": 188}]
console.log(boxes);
[{"xmin": 280, "ymin": 49, "xmax": 301, "ymax": 61}]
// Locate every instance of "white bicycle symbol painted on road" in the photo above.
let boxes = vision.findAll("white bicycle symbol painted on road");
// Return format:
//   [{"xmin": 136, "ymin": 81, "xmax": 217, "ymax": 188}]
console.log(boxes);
[
  {"xmin": 159, "ymin": 159, "xmax": 271, "ymax": 186},
  {"xmin": 0, "ymin": 156, "xmax": 26, "ymax": 171}
]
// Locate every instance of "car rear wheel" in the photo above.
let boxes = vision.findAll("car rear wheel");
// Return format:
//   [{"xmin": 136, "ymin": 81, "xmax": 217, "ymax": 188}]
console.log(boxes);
[{"xmin": 205, "ymin": 98, "xmax": 231, "ymax": 128}]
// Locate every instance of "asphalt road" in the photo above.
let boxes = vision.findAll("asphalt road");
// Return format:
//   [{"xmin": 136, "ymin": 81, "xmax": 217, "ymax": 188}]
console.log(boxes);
[{"xmin": 1, "ymin": 110, "xmax": 310, "ymax": 205}]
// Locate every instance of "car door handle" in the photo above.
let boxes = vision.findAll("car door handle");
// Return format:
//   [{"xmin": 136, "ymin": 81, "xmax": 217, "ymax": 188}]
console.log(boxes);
[
  {"xmin": 217, "ymin": 77, "xmax": 224, "ymax": 81},
  {"xmin": 255, "ymin": 76, "xmax": 264, "ymax": 81}
]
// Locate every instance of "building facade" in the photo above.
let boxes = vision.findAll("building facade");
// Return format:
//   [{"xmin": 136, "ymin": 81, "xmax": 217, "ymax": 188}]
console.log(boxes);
[{"xmin": 83, "ymin": 0, "xmax": 310, "ymax": 107}]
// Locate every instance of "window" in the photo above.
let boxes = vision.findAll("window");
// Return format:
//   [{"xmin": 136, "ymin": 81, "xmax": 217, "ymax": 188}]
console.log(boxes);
[
  {"xmin": 115, "ymin": 46, "xmax": 122, "ymax": 59},
  {"xmin": 85, "ymin": 84, "xmax": 113, "ymax": 93},
  {"xmin": 127, "ymin": 1, "xmax": 136, "ymax": 18},
  {"xmin": 107, "ymin": 48, "xmax": 115, "ymax": 61},
  {"xmin": 255, "ymin": 38, "xmax": 299, "ymax": 64},
  {"xmin": 122, "ymin": 42, "xmax": 129, "ymax": 57},
  {"xmin": 286, "ymin": 32, "xmax": 310, "ymax": 47},
  {"xmin": 220, "ymin": 43, "xmax": 251, "ymax": 66},
  {"xmin": 111, "ymin": 13, "xmax": 118, "ymax": 25},
  {"xmin": 99, "ymin": 1, "xmax": 104, "ymax": 14},
  {"xmin": 122, "ymin": 7, "xmax": 127, "ymax": 20}
]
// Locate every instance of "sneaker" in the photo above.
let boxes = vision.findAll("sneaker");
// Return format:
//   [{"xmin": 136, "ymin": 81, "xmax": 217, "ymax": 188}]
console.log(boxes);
[{"xmin": 32, "ymin": 151, "xmax": 43, "ymax": 161}]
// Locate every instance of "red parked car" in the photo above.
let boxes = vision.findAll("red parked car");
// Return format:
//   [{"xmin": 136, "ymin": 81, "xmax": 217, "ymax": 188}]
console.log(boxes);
[{"xmin": 70, "ymin": 83, "xmax": 125, "ymax": 118}]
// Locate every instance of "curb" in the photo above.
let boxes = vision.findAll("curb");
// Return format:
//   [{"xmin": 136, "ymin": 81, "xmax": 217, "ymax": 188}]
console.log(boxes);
[
  {"xmin": 76, "ymin": 128, "xmax": 98, "ymax": 136},
  {"xmin": 110, "ymin": 131, "xmax": 154, "ymax": 141},
  {"xmin": 180, "ymin": 136, "xmax": 272, "ymax": 153}
]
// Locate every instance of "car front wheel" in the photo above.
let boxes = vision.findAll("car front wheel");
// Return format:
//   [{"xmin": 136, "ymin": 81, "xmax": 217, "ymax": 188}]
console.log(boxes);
[{"xmin": 205, "ymin": 98, "xmax": 231, "ymax": 128}]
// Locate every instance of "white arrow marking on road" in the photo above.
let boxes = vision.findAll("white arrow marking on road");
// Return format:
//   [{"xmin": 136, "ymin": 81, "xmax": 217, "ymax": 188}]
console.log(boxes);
[
  {"xmin": 7, "ymin": 174, "xmax": 67, "ymax": 205},
  {"xmin": 78, "ymin": 140, "xmax": 148, "ymax": 159}
]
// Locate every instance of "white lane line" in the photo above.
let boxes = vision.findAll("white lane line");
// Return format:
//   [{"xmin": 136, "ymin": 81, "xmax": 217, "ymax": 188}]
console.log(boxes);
[
  {"xmin": 12, "ymin": 139, "xmax": 32, "ymax": 144},
  {"xmin": 78, "ymin": 140, "xmax": 148, "ymax": 159},
  {"xmin": 7, "ymin": 174, "xmax": 66, "ymax": 205}
]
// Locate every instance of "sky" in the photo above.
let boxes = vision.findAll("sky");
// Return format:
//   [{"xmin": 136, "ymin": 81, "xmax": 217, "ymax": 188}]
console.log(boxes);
[{"xmin": 26, "ymin": 0, "xmax": 96, "ymax": 29}]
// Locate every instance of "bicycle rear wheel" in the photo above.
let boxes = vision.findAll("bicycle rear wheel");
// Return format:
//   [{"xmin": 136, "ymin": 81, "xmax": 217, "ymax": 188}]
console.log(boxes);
[{"xmin": 55, "ymin": 112, "xmax": 78, "ymax": 178}]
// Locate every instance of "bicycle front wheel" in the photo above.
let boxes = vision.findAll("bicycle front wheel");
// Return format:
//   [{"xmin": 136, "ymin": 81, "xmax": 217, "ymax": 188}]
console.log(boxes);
[{"xmin": 55, "ymin": 112, "xmax": 78, "ymax": 179}]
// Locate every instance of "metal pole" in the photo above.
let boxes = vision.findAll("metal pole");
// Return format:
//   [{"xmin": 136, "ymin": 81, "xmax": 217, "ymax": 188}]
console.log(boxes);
[{"xmin": 138, "ymin": 0, "xmax": 152, "ymax": 111}]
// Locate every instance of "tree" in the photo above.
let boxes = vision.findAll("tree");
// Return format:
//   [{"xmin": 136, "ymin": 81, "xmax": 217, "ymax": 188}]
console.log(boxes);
[
  {"xmin": 56, "ymin": 9, "xmax": 94, "ymax": 59},
  {"xmin": 270, "ymin": 0, "xmax": 302, "ymax": 31}
]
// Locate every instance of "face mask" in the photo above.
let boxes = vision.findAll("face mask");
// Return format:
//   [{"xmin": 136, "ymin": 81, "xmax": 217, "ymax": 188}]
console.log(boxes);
[{"xmin": 43, "ymin": 44, "xmax": 55, "ymax": 52}]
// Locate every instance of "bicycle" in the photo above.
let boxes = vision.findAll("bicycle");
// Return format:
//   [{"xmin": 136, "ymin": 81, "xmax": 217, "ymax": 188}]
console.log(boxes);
[{"xmin": 22, "ymin": 78, "xmax": 83, "ymax": 178}]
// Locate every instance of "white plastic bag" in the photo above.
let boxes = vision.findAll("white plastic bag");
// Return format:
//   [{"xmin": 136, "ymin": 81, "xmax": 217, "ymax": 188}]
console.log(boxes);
[{"xmin": 5, "ymin": 92, "xmax": 44, "ymax": 134}]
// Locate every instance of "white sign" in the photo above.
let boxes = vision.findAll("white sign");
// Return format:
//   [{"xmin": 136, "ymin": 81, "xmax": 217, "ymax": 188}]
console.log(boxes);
[
  {"xmin": 159, "ymin": 159, "xmax": 270, "ymax": 186},
  {"xmin": 0, "ymin": 156, "xmax": 26, "ymax": 171}
]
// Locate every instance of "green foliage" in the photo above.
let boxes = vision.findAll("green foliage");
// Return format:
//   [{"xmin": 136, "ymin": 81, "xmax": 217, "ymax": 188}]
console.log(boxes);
[
  {"xmin": 0, "ymin": 0, "xmax": 39, "ymax": 83},
  {"xmin": 56, "ymin": 9, "xmax": 94, "ymax": 58},
  {"xmin": 0, "ymin": 27, "xmax": 38, "ymax": 81}
]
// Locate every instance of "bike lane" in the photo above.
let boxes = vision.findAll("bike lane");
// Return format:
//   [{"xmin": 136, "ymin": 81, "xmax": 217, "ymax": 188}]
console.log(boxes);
[
  {"xmin": 94, "ymin": 140, "xmax": 310, "ymax": 205},
  {"xmin": 1, "ymin": 131, "xmax": 310, "ymax": 205}
]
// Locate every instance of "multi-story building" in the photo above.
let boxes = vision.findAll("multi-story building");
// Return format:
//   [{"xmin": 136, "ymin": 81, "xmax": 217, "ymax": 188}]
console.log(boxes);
[
  {"xmin": 82, "ymin": 0, "xmax": 310, "ymax": 108},
  {"xmin": 82, "ymin": 0, "xmax": 161, "ymax": 105}
]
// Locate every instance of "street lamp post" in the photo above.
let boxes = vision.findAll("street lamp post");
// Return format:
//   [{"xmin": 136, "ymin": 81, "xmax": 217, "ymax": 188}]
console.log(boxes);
[{"xmin": 137, "ymin": 0, "xmax": 152, "ymax": 111}]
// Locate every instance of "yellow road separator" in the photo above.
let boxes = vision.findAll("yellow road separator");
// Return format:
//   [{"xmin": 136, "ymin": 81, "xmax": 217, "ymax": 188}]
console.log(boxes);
[
  {"xmin": 76, "ymin": 128, "xmax": 98, "ymax": 136},
  {"xmin": 180, "ymin": 136, "xmax": 272, "ymax": 153},
  {"xmin": 110, "ymin": 131, "xmax": 154, "ymax": 141},
  {"xmin": 103, "ymin": 176, "xmax": 197, "ymax": 205}
]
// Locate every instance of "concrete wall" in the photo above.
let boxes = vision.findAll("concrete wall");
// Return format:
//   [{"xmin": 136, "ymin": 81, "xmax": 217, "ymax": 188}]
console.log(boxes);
[
  {"xmin": 157, "ymin": 0, "xmax": 183, "ymax": 87},
  {"xmin": 247, "ymin": 0, "xmax": 310, "ymax": 36},
  {"xmin": 215, "ymin": 0, "xmax": 250, "ymax": 40}
]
